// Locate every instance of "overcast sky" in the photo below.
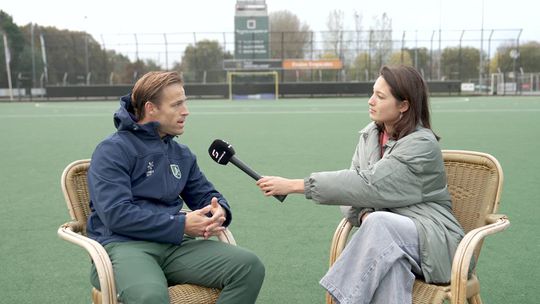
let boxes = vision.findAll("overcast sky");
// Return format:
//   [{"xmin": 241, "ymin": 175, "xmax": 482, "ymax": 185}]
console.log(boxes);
[
  {"xmin": 3, "ymin": 0, "xmax": 536, "ymax": 36},
  {"xmin": 2, "ymin": 0, "xmax": 536, "ymax": 64}
]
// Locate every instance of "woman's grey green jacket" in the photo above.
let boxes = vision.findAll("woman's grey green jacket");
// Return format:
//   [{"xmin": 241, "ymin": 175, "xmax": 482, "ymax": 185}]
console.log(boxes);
[{"xmin": 304, "ymin": 122, "xmax": 465, "ymax": 284}]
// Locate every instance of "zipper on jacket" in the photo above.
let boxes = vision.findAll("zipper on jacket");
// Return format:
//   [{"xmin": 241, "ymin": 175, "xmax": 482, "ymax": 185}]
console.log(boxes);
[{"xmin": 161, "ymin": 139, "xmax": 171, "ymax": 197}]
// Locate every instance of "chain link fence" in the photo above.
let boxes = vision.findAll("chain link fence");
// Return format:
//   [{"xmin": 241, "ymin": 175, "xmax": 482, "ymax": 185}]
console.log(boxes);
[{"xmin": 5, "ymin": 28, "xmax": 538, "ymax": 96}]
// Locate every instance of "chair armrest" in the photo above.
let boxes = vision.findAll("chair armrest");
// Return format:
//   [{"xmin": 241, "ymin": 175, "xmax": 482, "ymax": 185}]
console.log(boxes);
[
  {"xmin": 326, "ymin": 218, "xmax": 354, "ymax": 304},
  {"xmin": 485, "ymin": 214, "xmax": 508, "ymax": 225},
  {"xmin": 450, "ymin": 214, "xmax": 510, "ymax": 304},
  {"xmin": 57, "ymin": 222, "xmax": 118, "ymax": 304},
  {"xmin": 328, "ymin": 218, "xmax": 353, "ymax": 267}
]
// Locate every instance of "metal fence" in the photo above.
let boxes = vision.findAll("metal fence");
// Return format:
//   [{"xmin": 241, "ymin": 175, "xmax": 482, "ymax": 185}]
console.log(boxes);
[
  {"xmin": 97, "ymin": 29, "xmax": 524, "ymax": 79},
  {"xmin": 8, "ymin": 28, "xmax": 538, "ymax": 95}
]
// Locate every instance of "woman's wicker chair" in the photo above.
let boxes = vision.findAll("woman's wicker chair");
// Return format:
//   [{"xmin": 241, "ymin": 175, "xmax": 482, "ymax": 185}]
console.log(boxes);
[
  {"xmin": 57, "ymin": 159, "xmax": 237, "ymax": 304},
  {"xmin": 326, "ymin": 150, "xmax": 510, "ymax": 304}
]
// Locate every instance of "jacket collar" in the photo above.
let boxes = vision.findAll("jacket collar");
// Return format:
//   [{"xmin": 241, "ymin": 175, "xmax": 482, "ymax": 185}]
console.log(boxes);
[
  {"xmin": 383, "ymin": 124, "xmax": 427, "ymax": 155},
  {"xmin": 358, "ymin": 122, "xmax": 426, "ymax": 157},
  {"xmin": 114, "ymin": 94, "xmax": 175, "ymax": 142},
  {"xmin": 358, "ymin": 122, "xmax": 381, "ymax": 163}
]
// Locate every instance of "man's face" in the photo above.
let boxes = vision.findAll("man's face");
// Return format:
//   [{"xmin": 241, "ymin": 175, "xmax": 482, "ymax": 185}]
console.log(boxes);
[{"xmin": 151, "ymin": 83, "xmax": 189, "ymax": 137}]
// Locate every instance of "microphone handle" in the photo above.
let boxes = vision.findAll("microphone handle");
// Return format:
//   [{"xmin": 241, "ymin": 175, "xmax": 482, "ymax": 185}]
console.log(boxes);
[{"xmin": 230, "ymin": 156, "xmax": 287, "ymax": 202}]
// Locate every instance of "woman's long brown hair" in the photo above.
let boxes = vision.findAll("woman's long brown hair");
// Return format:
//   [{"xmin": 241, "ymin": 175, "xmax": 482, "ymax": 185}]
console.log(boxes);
[{"xmin": 377, "ymin": 65, "xmax": 440, "ymax": 141}]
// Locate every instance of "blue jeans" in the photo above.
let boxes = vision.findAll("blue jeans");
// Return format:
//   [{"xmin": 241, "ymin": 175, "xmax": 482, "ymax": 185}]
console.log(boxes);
[{"xmin": 320, "ymin": 211, "xmax": 422, "ymax": 304}]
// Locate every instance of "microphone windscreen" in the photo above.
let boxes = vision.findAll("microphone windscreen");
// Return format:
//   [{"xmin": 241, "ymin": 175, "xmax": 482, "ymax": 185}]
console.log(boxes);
[{"xmin": 208, "ymin": 139, "xmax": 236, "ymax": 165}]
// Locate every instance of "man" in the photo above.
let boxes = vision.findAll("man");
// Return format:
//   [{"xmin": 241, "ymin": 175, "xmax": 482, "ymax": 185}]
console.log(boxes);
[{"xmin": 87, "ymin": 71, "xmax": 265, "ymax": 304}]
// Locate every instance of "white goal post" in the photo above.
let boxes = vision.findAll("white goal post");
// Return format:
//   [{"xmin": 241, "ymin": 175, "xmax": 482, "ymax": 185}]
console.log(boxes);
[{"xmin": 226, "ymin": 71, "xmax": 279, "ymax": 100}]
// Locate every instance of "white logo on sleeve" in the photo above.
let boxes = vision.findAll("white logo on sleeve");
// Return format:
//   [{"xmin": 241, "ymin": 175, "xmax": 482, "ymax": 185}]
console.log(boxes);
[
  {"xmin": 146, "ymin": 161, "xmax": 155, "ymax": 177},
  {"xmin": 170, "ymin": 164, "xmax": 182, "ymax": 179}
]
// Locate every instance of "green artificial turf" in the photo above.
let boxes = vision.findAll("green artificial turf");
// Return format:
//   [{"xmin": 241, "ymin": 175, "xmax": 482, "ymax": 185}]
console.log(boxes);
[{"xmin": 0, "ymin": 96, "xmax": 538, "ymax": 303}]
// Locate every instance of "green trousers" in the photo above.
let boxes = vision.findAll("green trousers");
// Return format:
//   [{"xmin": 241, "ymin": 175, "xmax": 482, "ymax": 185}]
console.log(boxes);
[{"xmin": 91, "ymin": 237, "xmax": 265, "ymax": 304}]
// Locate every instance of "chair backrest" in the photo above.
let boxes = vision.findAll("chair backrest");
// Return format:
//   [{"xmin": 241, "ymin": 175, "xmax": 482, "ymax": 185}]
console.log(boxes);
[
  {"xmin": 442, "ymin": 150, "xmax": 504, "ymax": 234},
  {"xmin": 61, "ymin": 159, "xmax": 92, "ymax": 235}
]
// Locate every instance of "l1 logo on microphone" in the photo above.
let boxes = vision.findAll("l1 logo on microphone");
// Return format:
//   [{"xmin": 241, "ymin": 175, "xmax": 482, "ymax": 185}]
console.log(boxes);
[
  {"xmin": 210, "ymin": 149, "xmax": 226, "ymax": 164},
  {"xmin": 208, "ymin": 139, "xmax": 235, "ymax": 165}
]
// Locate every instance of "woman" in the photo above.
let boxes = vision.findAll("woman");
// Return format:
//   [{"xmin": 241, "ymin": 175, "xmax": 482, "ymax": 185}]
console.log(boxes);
[{"xmin": 256, "ymin": 65, "xmax": 465, "ymax": 304}]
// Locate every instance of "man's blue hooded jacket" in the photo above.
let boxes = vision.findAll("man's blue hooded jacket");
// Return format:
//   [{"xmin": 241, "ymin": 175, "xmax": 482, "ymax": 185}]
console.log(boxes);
[{"xmin": 86, "ymin": 94, "xmax": 231, "ymax": 246}]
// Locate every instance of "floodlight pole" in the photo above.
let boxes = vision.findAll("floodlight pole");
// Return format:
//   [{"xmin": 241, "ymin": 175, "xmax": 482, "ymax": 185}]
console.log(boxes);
[
  {"xmin": 134, "ymin": 33, "xmax": 139, "ymax": 61},
  {"xmin": 479, "ymin": 0, "xmax": 485, "ymax": 94},
  {"xmin": 354, "ymin": 11, "xmax": 360, "ymax": 55},
  {"xmin": 31, "ymin": 23, "xmax": 36, "ymax": 89},
  {"xmin": 400, "ymin": 31, "xmax": 406, "ymax": 64},
  {"xmin": 437, "ymin": 28, "xmax": 442, "ymax": 80},
  {"xmin": 514, "ymin": 29, "xmax": 522, "ymax": 94},
  {"xmin": 414, "ymin": 30, "xmax": 418, "ymax": 69},
  {"xmin": 487, "ymin": 30, "xmax": 494, "ymax": 71},
  {"xmin": 368, "ymin": 30, "xmax": 373, "ymax": 80},
  {"xmin": 458, "ymin": 30, "xmax": 465, "ymax": 81},
  {"xmin": 2, "ymin": 33, "xmax": 13, "ymax": 101},
  {"xmin": 163, "ymin": 33, "xmax": 169, "ymax": 71},
  {"xmin": 354, "ymin": 12, "xmax": 360, "ymax": 81},
  {"xmin": 437, "ymin": 0, "xmax": 442, "ymax": 80},
  {"xmin": 84, "ymin": 16, "xmax": 89, "ymax": 84},
  {"xmin": 100, "ymin": 34, "xmax": 106, "ymax": 50},
  {"xmin": 429, "ymin": 30, "xmax": 435, "ymax": 80},
  {"xmin": 40, "ymin": 34, "xmax": 48, "ymax": 84}
]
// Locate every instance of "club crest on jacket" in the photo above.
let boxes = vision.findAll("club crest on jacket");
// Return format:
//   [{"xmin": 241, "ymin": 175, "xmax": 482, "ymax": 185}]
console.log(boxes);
[{"xmin": 170, "ymin": 164, "xmax": 182, "ymax": 179}]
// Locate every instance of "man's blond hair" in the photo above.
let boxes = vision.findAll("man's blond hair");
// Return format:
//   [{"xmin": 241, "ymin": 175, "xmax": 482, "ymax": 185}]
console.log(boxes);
[{"xmin": 131, "ymin": 71, "xmax": 183, "ymax": 120}]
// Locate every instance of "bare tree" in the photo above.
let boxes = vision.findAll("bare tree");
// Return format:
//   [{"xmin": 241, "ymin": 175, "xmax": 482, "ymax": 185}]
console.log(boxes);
[
  {"xmin": 269, "ymin": 10, "xmax": 311, "ymax": 59},
  {"xmin": 352, "ymin": 11, "xmax": 364, "ymax": 55},
  {"xmin": 370, "ymin": 13, "xmax": 393, "ymax": 76},
  {"xmin": 323, "ymin": 9, "xmax": 345, "ymax": 58}
]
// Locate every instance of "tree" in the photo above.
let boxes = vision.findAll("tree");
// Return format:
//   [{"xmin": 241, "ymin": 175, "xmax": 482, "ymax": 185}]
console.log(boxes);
[
  {"xmin": 2, "ymin": 10, "xmax": 168, "ymax": 86},
  {"xmin": 388, "ymin": 51, "xmax": 412, "ymax": 66},
  {"xmin": 123, "ymin": 59, "xmax": 162, "ymax": 83},
  {"xmin": 178, "ymin": 39, "xmax": 231, "ymax": 83},
  {"xmin": 441, "ymin": 46, "xmax": 480, "ymax": 81},
  {"xmin": 369, "ymin": 13, "xmax": 393, "ymax": 80},
  {"xmin": 33, "ymin": 27, "xmax": 103, "ymax": 84},
  {"xmin": 23, "ymin": 25, "xmax": 151, "ymax": 85},
  {"xmin": 11, "ymin": 27, "xmax": 35, "ymax": 88},
  {"xmin": 318, "ymin": 52, "xmax": 341, "ymax": 81},
  {"xmin": 348, "ymin": 11, "xmax": 364, "ymax": 64},
  {"xmin": 346, "ymin": 52, "xmax": 371, "ymax": 81},
  {"xmin": 0, "ymin": 10, "xmax": 26, "ymax": 87},
  {"xmin": 490, "ymin": 41, "xmax": 540, "ymax": 74},
  {"xmin": 323, "ymin": 10, "xmax": 346, "ymax": 58},
  {"xmin": 107, "ymin": 50, "xmax": 132, "ymax": 84},
  {"xmin": 269, "ymin": 10, "xmax": 311, "ymax": 59},
  {"xmin": 405, "ymin": 47, "xmax": 430, "ymax": 76}
]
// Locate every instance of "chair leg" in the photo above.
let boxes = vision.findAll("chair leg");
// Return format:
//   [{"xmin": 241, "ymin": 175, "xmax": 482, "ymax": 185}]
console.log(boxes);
[
  {"xmin": 326, "ymin": 292, "xmax": 334, "ymax": 304},
  {"xmin": 92, "ymin": 287, "xmax": 102, "ymax": 304},
  {"xmin": 468, "ymin": 294, "xmax": 483, "ymax": 304}
]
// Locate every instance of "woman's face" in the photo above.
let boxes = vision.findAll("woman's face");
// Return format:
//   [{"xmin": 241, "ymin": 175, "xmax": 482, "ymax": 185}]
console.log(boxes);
[{"xmin": 368, "ymin": 76, "xmax": 408, "ymax": 131}]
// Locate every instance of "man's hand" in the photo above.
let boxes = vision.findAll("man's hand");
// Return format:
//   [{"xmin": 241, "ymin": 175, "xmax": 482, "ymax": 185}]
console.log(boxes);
[
  {"xmin": 184, "ymin": 197, "xmax": 226, "ymax": 239},
  {"xmin": 203, "ymin": 197, "xmax": 227, "ymax": 239}
]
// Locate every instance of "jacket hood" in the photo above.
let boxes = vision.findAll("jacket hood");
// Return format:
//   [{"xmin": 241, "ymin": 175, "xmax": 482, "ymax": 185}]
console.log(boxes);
[{"xmin": 114, "ymin": 94, "xmax": 163, "ymax": 139}]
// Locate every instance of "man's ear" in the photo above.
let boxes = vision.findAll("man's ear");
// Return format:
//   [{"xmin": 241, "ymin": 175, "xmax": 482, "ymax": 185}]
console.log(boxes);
[
  {"xmin": 400, "ymin": 100, "xmax": 410, "ymax": 113},
  {"xmin": 144, "ymin": 101, "xmax": 156, "ymax": 116}
]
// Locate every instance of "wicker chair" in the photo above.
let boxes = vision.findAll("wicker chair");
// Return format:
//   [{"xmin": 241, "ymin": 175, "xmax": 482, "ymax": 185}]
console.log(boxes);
[
  {"xmin": 57, "ymin": 159, "xmax": 237, "ymax": 304},
  {"xmin": 326, "ymin": 150, "xmax": 510, "ymax": 304}
]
